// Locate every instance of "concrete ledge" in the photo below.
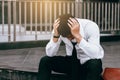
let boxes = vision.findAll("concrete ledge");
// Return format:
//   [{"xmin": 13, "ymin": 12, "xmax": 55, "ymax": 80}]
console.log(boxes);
[
  {"xmin": 0, "ymin": 34, "xmax": 120, "ymax": 50},
  {"xmin": 0, "ymin": 40, "xmax": 49, "ymax": 50},
  {"xmin": 100, "ymin": 34, "xmax": 120, "ymax": 42}
]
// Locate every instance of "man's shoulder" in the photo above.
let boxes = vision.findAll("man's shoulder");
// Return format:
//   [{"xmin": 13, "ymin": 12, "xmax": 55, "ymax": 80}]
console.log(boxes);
[
  {"xmin": 76, "ymin": 18, "xmax": 99, "ymax": 31},
  {"xmin": 76, "ymin": 18, "xmax": 95, "ymax": 23}
]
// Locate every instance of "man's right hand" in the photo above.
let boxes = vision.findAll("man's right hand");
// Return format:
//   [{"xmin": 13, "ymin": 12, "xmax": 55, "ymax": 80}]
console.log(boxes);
[
  {"xmin": 53, "ymin": 18, "xmax": 60, "ymax": 36},
  {"xmin": 53, "ymin": 18, "xmax": 60, "ymax": 42}
]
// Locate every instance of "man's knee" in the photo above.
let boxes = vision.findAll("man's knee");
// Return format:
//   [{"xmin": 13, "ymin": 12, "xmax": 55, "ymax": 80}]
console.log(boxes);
[
  {"xmin": 85, "ymin": 59, "xmax": 102, "ymax": 72},
  {"xmin": 39, "ymin": 56, "xmax": 52, "ymax": 66}
]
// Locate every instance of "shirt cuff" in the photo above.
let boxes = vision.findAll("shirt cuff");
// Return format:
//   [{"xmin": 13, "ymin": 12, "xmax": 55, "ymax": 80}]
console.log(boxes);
[
  {"xmin": 49, "ymin": 38, "xmax": 61, "ymax": 46},
  {"xmin": 77, "ymin": 38, "xmax": 88, "ymax": 48}
]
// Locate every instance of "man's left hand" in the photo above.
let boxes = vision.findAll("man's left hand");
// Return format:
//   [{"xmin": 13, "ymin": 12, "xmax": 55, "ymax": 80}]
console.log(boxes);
[{"xmin": 68, "ymin": 18, "xmax": 82, "ymax": 43}]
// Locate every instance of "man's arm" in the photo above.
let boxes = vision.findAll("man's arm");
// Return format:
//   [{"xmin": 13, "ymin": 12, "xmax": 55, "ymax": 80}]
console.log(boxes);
[
  {"xmin": 68, "ymin": 18, "xmax": 104, "ymax": 58},
  {"xmin": 77, "ymin": 22, "xmax": 104, "ymax": 58},
  {"xmin": 46, "ymin": 34, "xmax": 61, "ymax": 57},
  {"xmin": 68, "ymin": 18, "xmax": 82, "ymax": 43},
  {"xmin": 46, "ymin": 19, "xmax": 62, "ymax": 57},
  {"xmin": 52, "ymin": 18, "xmax": 60, "ymax": 43}
]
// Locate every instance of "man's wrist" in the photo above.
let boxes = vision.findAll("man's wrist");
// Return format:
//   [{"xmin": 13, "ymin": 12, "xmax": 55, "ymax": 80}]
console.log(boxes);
[
  {"xmin": 75, "ymin": 35, "xmax": 82, "ymax": 43},
  {"xmin": 53, "ymin": 35, "xmax": 59, "ymax": 43},
  {"xmin": 53, "ymin": 33, "xmax": 60, "ymax": 38},
  {"xmin": 53, "ymin": 35, "xmax": 60, "ymax": 38},
  {"xmin": 76, "ymin": 37, "xmax": 82, "ymax": 43}
]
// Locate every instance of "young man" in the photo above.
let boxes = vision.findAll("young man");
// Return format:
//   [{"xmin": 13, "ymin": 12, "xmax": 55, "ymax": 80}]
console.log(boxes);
[{"xmin": 38, "ymin": 14, "xmax": 104, "ymax": 80}]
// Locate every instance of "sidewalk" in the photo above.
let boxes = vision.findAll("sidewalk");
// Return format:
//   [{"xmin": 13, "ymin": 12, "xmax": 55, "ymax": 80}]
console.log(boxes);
[{"xmin": 0, "ymin": 41, "xmax": 120, "ymax": 73}]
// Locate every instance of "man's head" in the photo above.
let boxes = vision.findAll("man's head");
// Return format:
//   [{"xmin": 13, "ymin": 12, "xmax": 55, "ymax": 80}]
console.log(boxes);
[{"xmin": 57, "ymin": 14, "xmax": 74, "ymax": 38}]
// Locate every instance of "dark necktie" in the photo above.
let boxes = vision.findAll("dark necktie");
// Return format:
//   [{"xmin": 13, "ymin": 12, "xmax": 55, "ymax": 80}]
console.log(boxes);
[
  {"xmin": 71, "ymin": 42, "xmax": 77, "ymax": 60},
  {"xmin": 71, "ymin": 42, "xmax": 79, "ymax": 80}
]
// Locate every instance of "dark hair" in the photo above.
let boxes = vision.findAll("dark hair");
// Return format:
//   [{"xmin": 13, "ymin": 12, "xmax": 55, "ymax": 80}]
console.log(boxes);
[{"xmin": 57, "ymin": 14, "xmax": 74, "ymax": 37}]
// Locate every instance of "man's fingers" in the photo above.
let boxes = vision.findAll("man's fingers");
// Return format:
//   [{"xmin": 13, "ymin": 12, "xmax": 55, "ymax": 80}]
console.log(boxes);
[
  {"xmin": 55, "ymin": 19, "xmax": 60, "ymax": 26},
  {"xmin": 53, "ymin": 19, "xmax": 60, "ymax": 28},
  {"xmin": 67, "ymin": 23, "xmax": 72, "ymax": 29},
  {"xmin": 54, "ymin": 18, "xmax": 60, "ymax": 23},
  {"xmin": 68, "ymin": 19, "xmax": 73, "ymax": 26},
  {"xmin": 69, "ymin": 18, "xmax": 78, "ymax": 24},
  {"xmin": 56, "ymin": 20, "xmax": 60, "ymax": 24},
  {"xmin": 56, "ymin": 23, "xmax": 60, "ymax": 28},
  {"xmin": 68, "ymin": 18, "xmax": 78, "ymax": 26}
]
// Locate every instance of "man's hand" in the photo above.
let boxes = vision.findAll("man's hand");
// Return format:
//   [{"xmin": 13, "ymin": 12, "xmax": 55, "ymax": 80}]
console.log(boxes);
[
  {"xmin": 53, "ymin": 18, "xmax": 60, "ymax": 42},
  {"xmin": 68, "ymin": 18, "xmax": 82, "ymax": 43},
  {"xmin": 53, "ymin": 18, "xmax": 60, "ymax": 36}
]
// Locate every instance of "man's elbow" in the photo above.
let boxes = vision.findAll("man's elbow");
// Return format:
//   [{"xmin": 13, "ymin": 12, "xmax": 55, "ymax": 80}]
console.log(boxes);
[
  {"xmin": 89, "ymin": 47, "xmax": 100, "ymax": 58},
  {"xmin": 93, "ymin": 48, "xmax": 101, "ymax": 58},
  {"xmin": 46, "ymin": 50, "xmax": 56, "ymax": 57}
]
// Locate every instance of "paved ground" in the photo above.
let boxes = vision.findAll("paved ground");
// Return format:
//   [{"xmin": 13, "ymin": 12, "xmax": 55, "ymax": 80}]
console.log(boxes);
[
  {"xmin": 0, "ymin": 41, "xmax": 120, "ymax": 73},
  {"xmin": 101, "ymin": 41, "xmax": 120, "ymax": 68}
]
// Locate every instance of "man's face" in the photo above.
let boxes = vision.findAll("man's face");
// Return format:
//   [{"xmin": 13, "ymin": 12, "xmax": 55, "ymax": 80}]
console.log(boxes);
[{"xmin": 66, "ymin": 34, "xmax": 74, "ymax": 41}]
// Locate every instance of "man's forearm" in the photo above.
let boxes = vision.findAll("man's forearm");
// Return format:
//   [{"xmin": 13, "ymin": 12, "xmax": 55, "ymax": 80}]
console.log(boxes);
[
  {"xmin": 53, "ymin": 37, "xmax": 59, "ymax": 42},
  {"xmin": 53, "ymin": 34, "xmax": 60, "ymax": 43},
  {"xmin": 75, "ymin": 34, "xmax": 82, "ymax": 43}
]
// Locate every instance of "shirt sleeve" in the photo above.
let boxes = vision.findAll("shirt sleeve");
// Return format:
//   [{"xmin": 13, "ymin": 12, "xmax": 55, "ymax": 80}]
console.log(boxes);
[
  {"xmin": 46, "ymin": 32, "xmax": 62, "ymax": 57},
  {"xmin": 77, "ymin": 21, "xmax": 103, "ymax": 58}
]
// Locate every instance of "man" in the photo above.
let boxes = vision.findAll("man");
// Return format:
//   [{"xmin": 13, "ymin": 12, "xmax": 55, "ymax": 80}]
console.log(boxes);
[{"xmin": 38, "ymin": 14, "xmax": 104, "ymax": 80}]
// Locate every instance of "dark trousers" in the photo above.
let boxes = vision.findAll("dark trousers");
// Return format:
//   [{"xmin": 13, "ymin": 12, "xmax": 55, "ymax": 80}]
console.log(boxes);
[{"xmin": 37, "ymin": 56, "xmax": 103, "ymax": 80}]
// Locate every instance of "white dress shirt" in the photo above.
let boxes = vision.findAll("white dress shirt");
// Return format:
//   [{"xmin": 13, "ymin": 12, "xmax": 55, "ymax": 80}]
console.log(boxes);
[{"xmin": 46, "ymin": 18, "xmax": 104, "ymax": 64}]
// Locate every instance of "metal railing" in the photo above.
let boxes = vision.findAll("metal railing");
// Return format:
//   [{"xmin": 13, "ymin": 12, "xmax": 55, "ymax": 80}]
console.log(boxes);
[{"xmin": 0, "ymin": 0, "xmax": 120, "ymax": 42}]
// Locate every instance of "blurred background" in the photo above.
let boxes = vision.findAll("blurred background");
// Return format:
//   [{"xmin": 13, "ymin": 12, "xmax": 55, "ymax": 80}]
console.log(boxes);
[{"xmin": 0, "ymin": 0, "xmax": 120, "ymax": 80}]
